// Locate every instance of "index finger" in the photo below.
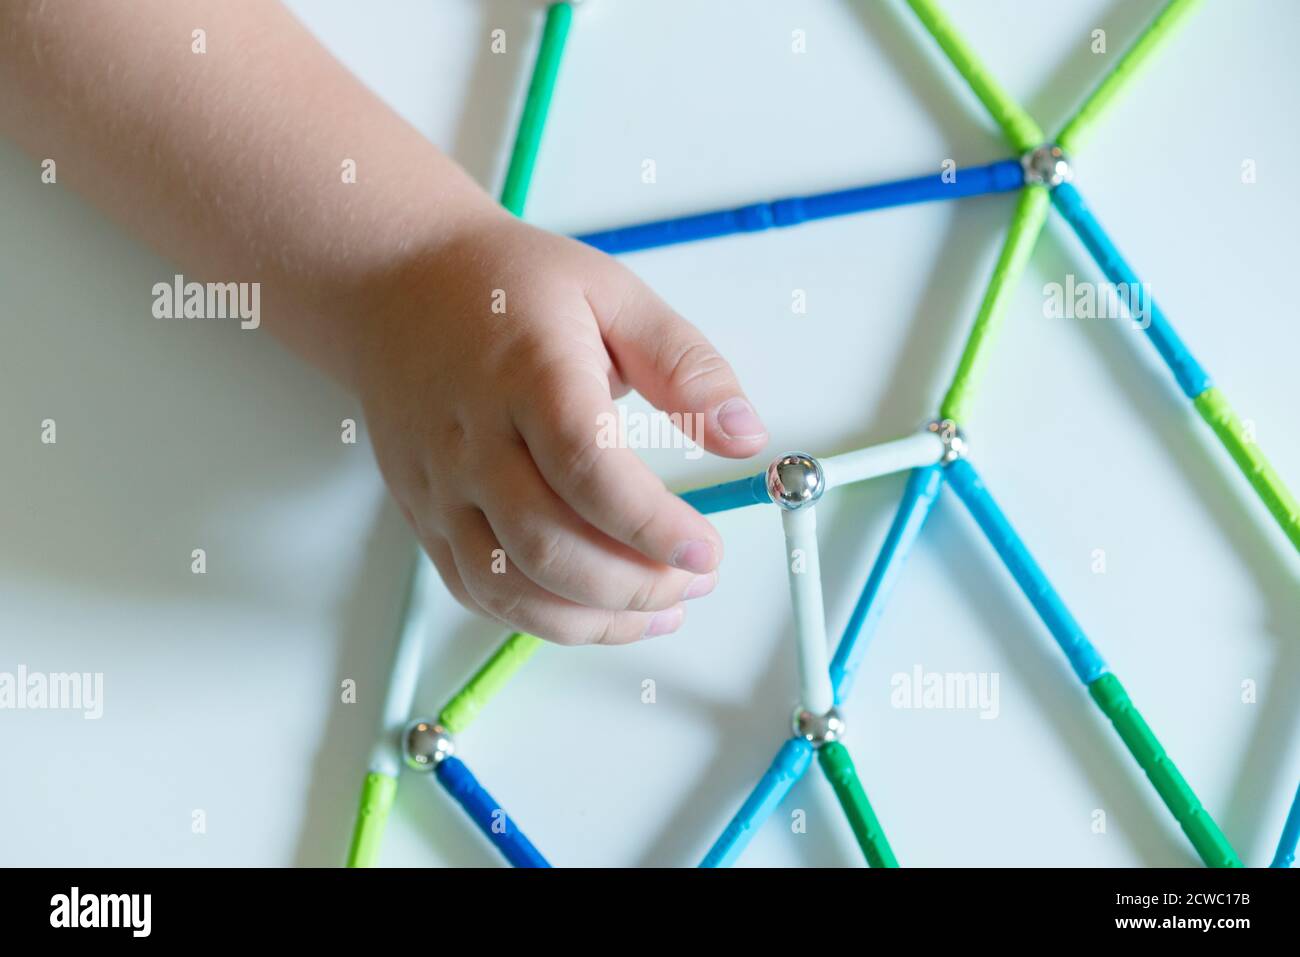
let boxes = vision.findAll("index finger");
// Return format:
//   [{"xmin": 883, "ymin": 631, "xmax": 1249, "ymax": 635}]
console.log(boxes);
[{"xmin": 512, "ymin": 358, "xmax": 723, "ymax": 574}]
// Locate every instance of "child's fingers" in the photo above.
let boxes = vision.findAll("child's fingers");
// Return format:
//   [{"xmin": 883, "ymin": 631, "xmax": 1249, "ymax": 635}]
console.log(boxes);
[
  {"xmin": 441, "ymin": 505, "xmax": 685, "ymax": 645},
  {"xmin": 473, "ymin": 443, "xmax": 714, "ymax": 612},
  {"xmin": 512, "ymin": 358, "xmax": 724, "ymax": 576},
  {"xmin": 590, "ymin": 276, "xmax": 768, "ymax": 459}
]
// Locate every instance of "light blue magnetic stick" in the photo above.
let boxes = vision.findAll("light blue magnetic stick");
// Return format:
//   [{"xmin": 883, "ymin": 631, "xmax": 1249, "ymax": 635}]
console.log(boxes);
[
  {"xmin": 1051, "ymin": 181, "xmax": 1211, "ymax": 399},
  {"xmin": 830, "ymin": 465, "xmax": 945, "ymax": 703},
  {"xmin": 700, "ymin": 737, "xmax": 814, "ymax": 868},
  {"xmin": 576, "ymin": 158, "xmax": 1025, "ymax": 255},
  {"xmin": 946, "ymin": 458, "xmax": 1242, "ymax": 867},
  {"xmin": 945, "ymin": 458, "xmax": 1108, "ymax": 684},
  {"xmin": 1055, "ymin": 180, "xmax": 1300, "ymax": 558},
  {"xmin": 679, "ymin": 471, "xmax": 770, "ymax": 514},
  {"xmin": 1272, "ymin": 780, "xmax": 1300, "ymax": 868}
]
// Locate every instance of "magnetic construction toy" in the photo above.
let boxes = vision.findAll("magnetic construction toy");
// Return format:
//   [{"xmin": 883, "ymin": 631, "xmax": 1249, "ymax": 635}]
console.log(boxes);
[{"xmin": 345, "ymin": 0, "xmax": 1300, "ymax": 868}]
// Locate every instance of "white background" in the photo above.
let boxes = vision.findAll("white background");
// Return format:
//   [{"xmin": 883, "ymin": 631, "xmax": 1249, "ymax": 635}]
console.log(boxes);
[{"xmin": 2, "ymin": 0, "xmax": 1297, "ymax": 867}]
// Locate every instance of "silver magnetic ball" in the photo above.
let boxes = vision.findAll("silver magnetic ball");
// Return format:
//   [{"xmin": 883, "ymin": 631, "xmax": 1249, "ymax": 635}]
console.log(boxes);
[
  {"xmin": 402, "ymin": 719, "xmax": 455, "ymax": 772},
  {"xmin": 793, "ymin": 706, "xmax": 846, "ymax": 747},
  {"xmin": 766, "ymin": 452, "xmax": 825, "ymax": 510},
  {"xmin": 927, "ymin": 418, "xmax": 968, "ymax": 464},
  {"xmin": 1021, "ymin": 144, "xmax": 1072, "ymax": 188}
]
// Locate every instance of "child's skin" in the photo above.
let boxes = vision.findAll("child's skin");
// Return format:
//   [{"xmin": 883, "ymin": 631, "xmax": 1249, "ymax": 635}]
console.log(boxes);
[{"xmin": 0, "ymin": 1, "xmax": 768, "ymax": 644}]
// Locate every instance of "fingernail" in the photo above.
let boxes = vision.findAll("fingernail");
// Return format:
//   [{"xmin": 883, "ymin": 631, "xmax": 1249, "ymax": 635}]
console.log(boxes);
[
  {"xmin": 716, "ymin": 398, "xmax": 766, "ymax": 440},
  {"xmin": 644, "ymin": 606, "xmax": 684, "ymax": 637},
  {"xmin": 670, "ymin": 539, "xmax": 716, "ymax": 573},
  {"xmin": 684, "ymin": 571, "xmax": 717, "ymax": 600}
]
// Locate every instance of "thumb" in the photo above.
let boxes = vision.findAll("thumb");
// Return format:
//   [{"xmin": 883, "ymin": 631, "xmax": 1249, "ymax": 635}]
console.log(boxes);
[{"xmin": 594, "ymin": 279, "xmax": 768, "ymax": 458}]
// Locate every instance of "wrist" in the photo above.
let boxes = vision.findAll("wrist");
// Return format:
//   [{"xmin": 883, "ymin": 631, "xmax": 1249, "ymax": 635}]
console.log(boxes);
[
  {"xmin": 340, "ymin": 193, "xmax": 518, "ymax": 393},
  {"xmin": 316, "ymin": 167, "xmax": 513, "ymax": 392}
]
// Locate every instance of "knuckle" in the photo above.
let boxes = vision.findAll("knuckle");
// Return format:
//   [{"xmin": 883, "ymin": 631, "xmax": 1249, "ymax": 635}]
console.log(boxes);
[
  {"xmin": 440, "ymin": 416, "xmax": 467, "ymax": 450},
  {"xmin": 496, "ymin": 588, "xmax": 526, "ymax": 623},
  {"xmin": 549, "ymin": 628, "xmax": 588, "ymax": 648},
  {"xmin": 517, "ymin": 528, "xmax": 571, "ymax": 583},
  {"xmin": 427, "ymin": 500, "xmax": 476, "ymax": 535},
  {"xmin": 558, "ymin": 428, "xmax": 608, "ymax": 497},
  {"xmin": 624, "ymin": 506, "xmax": 660, "ymax": 552},
  {"xmin": 587, "ymin": 613, "xmax": 628, "ymax": 647},
  {"xmin": 473, "ymin": 579, "xmax": 525, "ymax": 624},
  {"xmin": 529, "ymin": 352, "xmax": 598, "ymax": 408},
  {"xmin": 624, "ymin": 574, "xmax": 663, "ymax": 613},
  {"xmin": 423, "ymin": 416, "xmax": 474, "ymax": 479},
  {"xmin": 663, "ymin": 340, "xmax": 729, "ymax": 392}
]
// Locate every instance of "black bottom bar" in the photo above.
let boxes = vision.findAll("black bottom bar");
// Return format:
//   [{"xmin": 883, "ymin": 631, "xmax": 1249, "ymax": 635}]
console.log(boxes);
[{"xmin": 0, "ymin": 865, "xmax": 1291, "ymax": 942}]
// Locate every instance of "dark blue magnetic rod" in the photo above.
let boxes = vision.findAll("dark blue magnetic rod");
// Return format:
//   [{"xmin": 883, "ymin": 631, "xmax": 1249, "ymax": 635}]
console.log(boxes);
[
  {"xmin": 576, "ymin": 158, "xmax": 1025, "ymax": 255},
  {"xmin": 435, "ymin": 755, "xmax": 551, "ymax": 868}
]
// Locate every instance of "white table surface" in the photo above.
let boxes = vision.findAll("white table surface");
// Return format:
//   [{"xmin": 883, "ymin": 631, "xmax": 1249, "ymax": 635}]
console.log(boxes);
[{"xmin": 2, "ymin": 0, "xmax": 1297, "ymax": 867}]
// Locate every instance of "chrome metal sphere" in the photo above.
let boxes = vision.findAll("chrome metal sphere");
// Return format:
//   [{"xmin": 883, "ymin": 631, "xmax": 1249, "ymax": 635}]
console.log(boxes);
[
  {"xmin": 766, "ymin": 452, "xmax": 825, "ymax": 510},
  {"xmin": 1021, "ymin": 144, "xmax": 1072, "ymax": 188},
  {"xmin": 927, "ymin": 418, "xmax": 968, "ymax": 464},
  {"xmin": 793, "ymin": 705, "xmax": 846, "ymax": 747},
  {"xmin": 402, "ymin": 719, "xmax": 455, "ymax": 771}
]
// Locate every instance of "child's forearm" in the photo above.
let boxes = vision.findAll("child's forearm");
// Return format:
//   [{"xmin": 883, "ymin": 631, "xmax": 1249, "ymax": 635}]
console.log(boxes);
[
  {"xmin": 0, "ymin": 0, "xmax": 497, "ymax": 387},
  {"xmin": 4, "ymin": 1, "xmax": 767, "ymax": 644}
]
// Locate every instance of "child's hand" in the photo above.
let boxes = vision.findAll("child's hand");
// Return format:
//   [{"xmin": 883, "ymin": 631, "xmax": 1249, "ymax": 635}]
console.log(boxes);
[
  {"xmin": 357, "ymin": 211, "xmax": 769, "ymax": 645},
  {"xmin": 0, "ymin": 0, "xmax": 767, "ymax": 646}
]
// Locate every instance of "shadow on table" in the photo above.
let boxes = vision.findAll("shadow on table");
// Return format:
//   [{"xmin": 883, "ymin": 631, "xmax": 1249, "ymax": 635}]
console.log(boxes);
[{"xmin": 290, "ymin": 493, "xmax": 504, "ymax": 866}]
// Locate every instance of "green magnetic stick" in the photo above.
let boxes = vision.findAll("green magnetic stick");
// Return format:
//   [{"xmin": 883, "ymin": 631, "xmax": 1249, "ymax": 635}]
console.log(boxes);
[
  {"xmin": 1057, "ymin": 0, "xmax": 1202, "ymax": 155},
  {"xmin": 1088, "ymin": 673, "xmax": 1241, "ymax": 867},
  {"xmin": 817, "ymin": 742, "xmax": 899, "ymax": 868},
  {"xmin": 439, "ymin": 631, "xmax": 544, "ymax": 734},
  {"xmin": 346, "ymin": 771, "xmax": 398, "ymax": 868},
  {"xmin": 344, "ymin": 6, "xmax": 572, "ymax": 868},
  {"xmin": 904, "ymin": 0, "xmax": 1043, "ymax": 153},
  {"xmin": 1194, "ymin": 387, "xmax": 1300, "ymax": 553},
  {"xmin": 431, "ymin": 7, "xmax": 570, "ymax": 736},
  {"xmin": 344, "ymin": 556, "xmax": 437, "ymax": 867},
  {"xmin": 499, "ymin": 2, "xmax": 574, "ymax": 217},
  {"xmin": 340, "ymin": 0, "xmax": 1277, "ymax": 869},
  {"xmin": 939, "ymin": 184, "xmax": 1050, "ymax": 424}
]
